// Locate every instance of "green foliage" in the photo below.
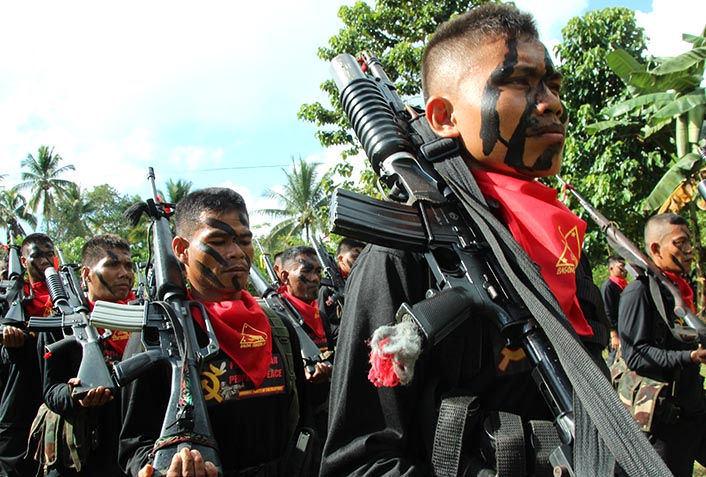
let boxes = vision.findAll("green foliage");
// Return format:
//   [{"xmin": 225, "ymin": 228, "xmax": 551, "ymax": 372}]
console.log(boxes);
[
  {"xmin": 57, "ymin": 236, "xmax": 87, "ymax": 265},
  {"xmin": 255, "ymin": 157, "xmax": 330, "ymax": 250},
  {"xmin": 554, "ymin": 8, "xmax": 665, "ymax": 265},
  {"xmin": 15, "ymin": 146, "xmax": 76, "ymax": 232},
  {"xmin": 299, "ymin": 0, "xmax": 490, "ymax": 193}
]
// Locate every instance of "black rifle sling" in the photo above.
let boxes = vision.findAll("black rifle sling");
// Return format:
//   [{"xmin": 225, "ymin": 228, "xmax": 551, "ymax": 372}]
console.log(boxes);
[{"xmin": 427, "ymin": 152, "xmax": 672, "ymax": 476}]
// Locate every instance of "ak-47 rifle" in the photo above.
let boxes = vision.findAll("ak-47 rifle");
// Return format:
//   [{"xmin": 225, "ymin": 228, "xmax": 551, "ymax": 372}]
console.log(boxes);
[
  {"xmin": 556, "ymin": 175, "xmax": 706, "ymax": 343},
  {"xmin": 26, "ymin": 249, "xmax": 117, "ymax": 400},
  {"xmin": 311, "ymin": 235, "xmax": 345, "ymax": 304},
  {"xmin": 105, "ymin": 167, "xmax": 222, "ymax": 476},
  {"xmin": 249, "ymin": 258, "xmax": 332, "ymax": 376},
  {"xmin": 1, "ymin": 234, "xmax": 27, "ymax": 330},
  {"xmin": 328, "ymin": 52, "xmax": 672, "ymax": 477}
]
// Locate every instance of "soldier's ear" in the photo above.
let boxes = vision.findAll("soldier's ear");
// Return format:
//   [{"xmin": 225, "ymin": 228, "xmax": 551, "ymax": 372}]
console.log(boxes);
[
  {"xmin": 280, "ymin": 269, "xmax": 290, "ymax": 284},
  {"xmin": 426, "ymin": 96, "xmax": 459, "ymax": 138},
  {"xmin": 173, "ymin": 236, "xmax": 189, "ymax": 264}
]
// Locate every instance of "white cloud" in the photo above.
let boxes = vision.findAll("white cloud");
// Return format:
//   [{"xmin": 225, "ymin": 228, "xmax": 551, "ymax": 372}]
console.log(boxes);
[
  {"xmin": 511, "ymin": 0, "xmax": 589, "ymax": 44},
  {"xmin": 636, "ymin": 0, "xmax": 706, "ymax": 57}
]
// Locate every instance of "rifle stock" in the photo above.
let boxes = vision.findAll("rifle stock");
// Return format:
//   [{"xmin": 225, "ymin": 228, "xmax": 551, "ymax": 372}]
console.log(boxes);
[{"xmin": 556, "ymin": 175, "xmax": 706, "ymax": 343}]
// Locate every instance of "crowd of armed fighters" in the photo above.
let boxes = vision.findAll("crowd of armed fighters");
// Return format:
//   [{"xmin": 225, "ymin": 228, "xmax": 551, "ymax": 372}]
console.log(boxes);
[{"xmin": 2, "ymin": 4, "xmax": 706, "ymax": 477}]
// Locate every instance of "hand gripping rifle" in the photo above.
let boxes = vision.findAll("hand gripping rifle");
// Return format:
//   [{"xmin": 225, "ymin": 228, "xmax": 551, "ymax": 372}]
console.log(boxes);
[
  {"xmin": 311, "ymin": 235, "xmax": 345, "ymax": 304},
  {"xmin": 556, "ymin": 175, "xmax": 706, "ymax": 343},
  {"xmin": 1, "ymin": 234, "xmax": 27, "ymax": 331},
  {"xmin": 106, "ymin": 167, "xmax": 222, "ymax": 476},
  {"xmin": 26, "ymin": 253, "xmax": 117, "ymax": 400}
]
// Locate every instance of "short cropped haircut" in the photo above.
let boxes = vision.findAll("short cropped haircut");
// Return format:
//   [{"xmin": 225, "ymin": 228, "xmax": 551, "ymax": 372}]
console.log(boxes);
[
  {"xmin": 421, "ymin": 3, "xmax": 538, "ymax": 101},
  {"xmin": 82, "ymin": 234, "xmax": 131, "ymax": 267},
  {"xmin": 607, "ymin": 255, "xmax": 624, "ymax": 267},
  {"xmin": 644, "ymin": 213, "xmax": 689, "ymax": 251},
  {"xmin": 281, "ymin": 245, "xmax": 318, "ymax": 269},
  {"xmin": 337, "ymin": 237, "xmax": 365, "ymax": 255},
  {"xmin": 174, "ymin": 188, "xmax": 249, "ymax": 239},
  {"xmin": 21, "ymin": 233, "xmax": 54, "ymax": 256}
]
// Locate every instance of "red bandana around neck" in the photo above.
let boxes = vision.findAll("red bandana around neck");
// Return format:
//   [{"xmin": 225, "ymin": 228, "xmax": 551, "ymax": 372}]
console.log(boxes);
[
  {"xmin": 608, "ymin": 275, "xmax": 628, "ymax": 290},
  {"xmin": 24, "ymin": 281, "xmax": 53, "ymax": 318},
  {"xmin": 190, "ymin": 290, "xmax": 272, "ymax": 388},
  {"xmin": 663, "ymin": 271, "xmax": 696, "ymax": 313},
  {"xmin": 278, "ymin": 286, "xmax": 326, "ymax": 339},
  {"xmin": 473, "ymin": 170, "xmax": 593, "ymax": 336}
]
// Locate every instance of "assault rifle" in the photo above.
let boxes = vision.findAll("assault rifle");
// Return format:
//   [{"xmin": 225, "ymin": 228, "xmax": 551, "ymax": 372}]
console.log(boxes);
[
  {"xmin": 330, "ymin": 51, "xmax": 576, "ymax": 474},
  {"xmin": 1, "ymin": 235, "xmax": 26, "ymax": 330},
  {"xmin": 108, "ymin": 167, "xmax": 222, "ymax": 476},
  {"xmin": 249, "ymin": 263, "xmax": 332, "ymax": 376},
  {"xmin": 311, "ymin": 235, "xmax": 345, "ymax": 303},
  {"xmin": 556, "ymin": 175, "xmax": 706, "ymax": 343},
  {"xmin": 26, "ymin": 254, "xmax": 116, "ymax": 400}
]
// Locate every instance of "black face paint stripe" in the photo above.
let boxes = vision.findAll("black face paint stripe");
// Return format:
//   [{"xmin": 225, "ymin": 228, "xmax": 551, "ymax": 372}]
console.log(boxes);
[
  {"xmin": 671, "ymin": 254, "xmax": 688, "ymax": 274},
  {"xmin": 95, "ymin": 270, "xmax": 118, "ymax": 298},
  {"xmin": 298, "ymin": 274, "xmax": 314, "ymax": 284},
  {"xmin": 203, "ymin": 217, "xmax": 238, "ymax": 236},
  {"xmin": 195, "ymin": 260, "xmax": 226, "ymax": 289},
  {"xmin": 480, "ymin": 38, "xmax": 518, "ymax": 156},
  {"xmin": 106, "ymin": 250, "xmax": 119, "ymax": 261},
  {"xmin": 239, "ymin": 212, "xmax": 249, "ymax": 228},
  {"xmin": 544, "ymin": 50, "xmax": 569, "ymax": 124},
  {"xmin": 194, "ymin": 240, "xmax": 228, "ymax": 266}
]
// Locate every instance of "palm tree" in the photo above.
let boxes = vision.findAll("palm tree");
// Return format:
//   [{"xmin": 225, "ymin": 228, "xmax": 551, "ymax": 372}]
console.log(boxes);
[
  {"xmin": 0, "ymin": 188, "xmax": 38, "ymax": 240},
  {"xmin": 16, "ymin": 146, "xmax": 76, "ymax": 232},
  {"xmin": 256, "ymin": 157, "xmax": 329, "ymax": 246},
  {"xmin": 51, "ymin": 183, "xmax": 97, "ymax": 242},
  {"xmin": 162, "ymin": 178, "xmax": 193, "ymax": 204}
]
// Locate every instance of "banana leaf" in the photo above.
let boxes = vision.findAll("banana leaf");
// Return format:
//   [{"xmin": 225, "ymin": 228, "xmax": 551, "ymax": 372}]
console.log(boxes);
[
  {"xmin": 643, "ymin": 152, "xmax": 703, "ymax": 212},
  {"xmin": 652, "ymin": 47, "xmax": 706, "ymax": 75},
  {"xmin": 651, "ymin": 90, "xmax": 706, "ymax": 119}
]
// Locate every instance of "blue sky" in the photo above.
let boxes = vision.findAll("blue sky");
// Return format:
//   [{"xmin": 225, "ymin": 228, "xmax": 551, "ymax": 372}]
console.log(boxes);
[{"xmin": 1, "ymin": 0, "xmax": 704, "ymax": 235}]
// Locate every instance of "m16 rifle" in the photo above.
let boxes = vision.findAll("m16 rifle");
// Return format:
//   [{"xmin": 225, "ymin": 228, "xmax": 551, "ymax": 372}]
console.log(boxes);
[
  {"xmin": 26, "ymin": 252, "xmax": 116, "ymax": 400},
  {"xmin": 311, "ymin": 235, "xmax": 345, "ymax": 305},
  {"xmin": 105, "ymin": 167, "xmax": 222, "ymax": 476},
  {"xmin": 1, "ymin": 234, "xmax": 27, "ymax": 330},
  {"xmin": 328, "ymin": 52, "xmax": 671, "ymax": 477},
  {"xmin": 556, "ymin": 175, "xmax": 706, "ymax": 343},
  {"xmin": 253, "ymin": 238, "xmax": 281, "ymax": 288}
]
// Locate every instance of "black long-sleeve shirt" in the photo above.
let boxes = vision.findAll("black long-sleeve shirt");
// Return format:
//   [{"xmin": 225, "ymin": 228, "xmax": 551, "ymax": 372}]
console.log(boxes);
[{"xmin": 618, "ymin": 276, "xmax": 705, "ymax": 417}]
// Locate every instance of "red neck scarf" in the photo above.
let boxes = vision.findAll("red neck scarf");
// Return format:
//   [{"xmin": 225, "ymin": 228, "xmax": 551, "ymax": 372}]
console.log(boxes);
[
  {"xmin": 473, "ymin": 170, "xmax": 593, "ymax": 336},
  {"xmin": 663, "ymin": 271, "xmax": 696, "ymax": 313},
  {"xmin": 278, "ymin": 287, "xmax": 326, "ymax": 339},
  {"xmin": 190, "ymin": 290, "xmax": 272, "ymax": 388},
  {"xmin": 608, "ymin": 275, "xmax": 628, "ymax": 290},
  {"xmin": 89, "ymin": 292, "xmax": 137, "ymax": 358},
  {"xmin": 24, "ymin": 281, "xmax": 52, "ymax": 318}
]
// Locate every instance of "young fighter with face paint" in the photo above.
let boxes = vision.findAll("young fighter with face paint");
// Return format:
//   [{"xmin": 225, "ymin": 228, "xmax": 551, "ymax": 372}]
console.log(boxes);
[
  {"xmin": 619, "ymin": 213, "xmax": 706, "ymax": 476},
  {"xmin": 0, "ymin": 233, "xmax": 55, "ymax": 477},
  {"xmin": 278, "ymin": 245, "xmax": 334, "ymax": 476},
  {"xmin": 119, "ymin": 188, "xmax": 309, "ymax": 477},
  {"xmin": 321, "ymin": 4, "xmax": 611, "ymax": 476},
  {"xmin": 32, "ymin": 234, "xmax": 135, "ymax": 477}
]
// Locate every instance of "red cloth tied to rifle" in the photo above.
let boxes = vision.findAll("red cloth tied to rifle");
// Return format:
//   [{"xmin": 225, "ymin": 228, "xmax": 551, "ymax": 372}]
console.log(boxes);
[
  {"xmin": 278, "ymin": 286, "xmax": 326, "ymax": 339},
  {"xmin": 189, "ymin": 290, "xmax": 273, "ymax": 388},
  {"xmin": 663, "ymin": 271, "xmax": 696, "ymax": 313},
  {"xmin": 473, "ymin": 170, "xmax": 593, "ymax": 337}
]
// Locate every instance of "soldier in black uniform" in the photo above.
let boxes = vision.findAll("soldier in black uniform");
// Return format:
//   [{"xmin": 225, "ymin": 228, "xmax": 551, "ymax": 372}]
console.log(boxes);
[{"xmin": 619, "ymin": 213, "xmax": 706, "ymax": 476}]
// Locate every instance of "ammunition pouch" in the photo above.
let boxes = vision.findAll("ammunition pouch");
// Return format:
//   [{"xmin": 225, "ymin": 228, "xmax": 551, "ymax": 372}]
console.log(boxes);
[
  {"xmin": 610, "ymin": 351, "xmax": 678, "ymax": 432},
  {"xmin": 26, "ymin": 404, "xmax": 97, "ymax": 475}
]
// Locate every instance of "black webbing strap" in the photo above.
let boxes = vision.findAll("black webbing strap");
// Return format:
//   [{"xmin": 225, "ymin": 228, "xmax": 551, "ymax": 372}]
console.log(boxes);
[
  {"xmin": 432, "ymin": 395, "xmax": 480, "ymax": 476},
  {"xmin": 528, "ymin": 420, "xmax": 562, "ymax": 476},
  {"xmin": 490, "ymin": 412, "xmax": 526, "ymax": 477},
  {"xmin": 430, "ymin": 154, "xmax": 672, "ymax": 476}
]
